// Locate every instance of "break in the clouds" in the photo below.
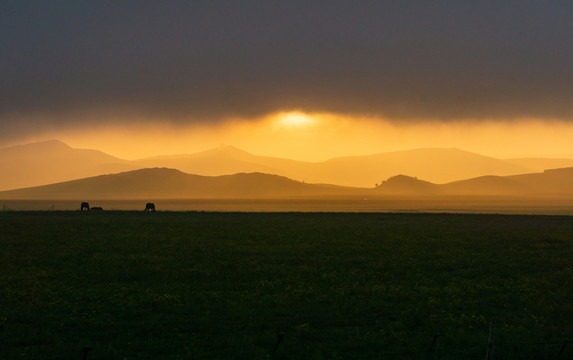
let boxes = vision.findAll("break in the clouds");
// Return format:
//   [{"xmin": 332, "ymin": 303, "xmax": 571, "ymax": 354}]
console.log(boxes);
[{"xmin": 1, "ymin": 1, "xmax": 573, "ymax": 139}]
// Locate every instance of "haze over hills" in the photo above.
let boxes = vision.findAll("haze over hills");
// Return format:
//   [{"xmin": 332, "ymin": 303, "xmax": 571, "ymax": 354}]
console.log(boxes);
[
  {"xmin": 1, "ymin": 140, "xmax": 572, "ymax": 191},
  {"xmin": 2, "ymin": 165, "xmax": 573, "ymax": 201},
  {"xmin": 0, "ymin": 168, "xmax": 365, "ymax": 200},
  {"xmin": 318, "ymin": 148, "xmax": 531, "ymax": 186},
  {"xmin": 133, "ymin": 146, "xmax": 292, "ymax": 180},
  {"xmin": 0, "ymin": 140, "xmax": 138, "ymax": 190},
  {"xmin": 135, "ymin": 145, "xmax": 533, "ymax": 186}
]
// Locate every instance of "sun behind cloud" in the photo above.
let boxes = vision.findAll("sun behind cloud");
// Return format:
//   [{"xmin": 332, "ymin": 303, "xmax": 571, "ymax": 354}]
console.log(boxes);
[
  {"xmin": 275, "ymin": 112, "xmax": 316, "ymax": 128},
  {"xmin": 46, "ymin": 111, "xmax": 573, "ymax": 163}
]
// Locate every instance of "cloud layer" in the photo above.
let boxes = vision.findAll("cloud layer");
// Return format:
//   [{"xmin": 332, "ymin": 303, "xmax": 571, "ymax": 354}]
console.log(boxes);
[{"xmin": 2, "ymin": 1, "xmax": 573, "ymax": 141}]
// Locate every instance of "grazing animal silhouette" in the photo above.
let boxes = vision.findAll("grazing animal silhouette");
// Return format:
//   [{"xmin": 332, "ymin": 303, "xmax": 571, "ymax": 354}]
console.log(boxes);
[
  {"xmin": 81, "ymin": 202, "xmax": 90, "ymax": 211},
  {"xmin": 145, "ymin": 202, "xmax": 156, "ymax": 213},
  {"xmin": 91, "ymin": 207, "xmax": 103, "ymax": 211}
]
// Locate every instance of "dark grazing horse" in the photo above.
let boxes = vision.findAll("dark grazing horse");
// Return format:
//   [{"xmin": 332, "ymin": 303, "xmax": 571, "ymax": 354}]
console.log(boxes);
[
  {"xmin": 145, "ymin": 202, "xmax": 156, "ymax": 213},
  {"xmin": 80, "ymin": 202, "xmax": 90, "ymax": 211}
]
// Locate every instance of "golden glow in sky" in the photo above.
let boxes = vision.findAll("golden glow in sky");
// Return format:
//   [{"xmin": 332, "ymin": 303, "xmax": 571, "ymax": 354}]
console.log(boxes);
[
  {"xmin": 28, "ymin": 112, "xmax": 573, "ymax": 162},
  {"xmin": 276, "ymin": 112, "xmax": 316, "ymax": 128}
]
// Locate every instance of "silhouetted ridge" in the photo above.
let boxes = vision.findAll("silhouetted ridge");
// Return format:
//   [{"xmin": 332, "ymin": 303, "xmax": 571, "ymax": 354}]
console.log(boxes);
[
  {"xmin": 377, "ymin": 175, "xmax": 439, "ymax": 194},
  {"xmin": 0, "ymin": 168, "xmax": 365, "ymax": 199},
  {"xmin": 375, "ymin": 167, "xmax": 573, "ymax": 196}
]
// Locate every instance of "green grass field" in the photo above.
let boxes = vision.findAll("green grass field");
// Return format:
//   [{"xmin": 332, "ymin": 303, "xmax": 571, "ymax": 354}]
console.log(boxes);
[{"xmin": 1, "ymin": 211, "xmax": 572, "ymax": 359}]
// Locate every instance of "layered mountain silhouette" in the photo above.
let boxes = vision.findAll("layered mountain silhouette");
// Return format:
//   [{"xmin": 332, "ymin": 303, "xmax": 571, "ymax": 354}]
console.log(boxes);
[
  {"xmin": 0, "ymin": 168, "xmax": 365, "ymax": 199},
  {"xmin": 2, "ymin": 140, "xmax": 560, "ymax": 191},
  {"xmin": 0, "ymin": 140, "xmax": 573, "ymax": 197},
  {"xmin": 1, "ymin": 166, "xmax": 572, "ymax": 200},
  {"xmin": 135, "ymin": 146, "xmax": 533, "ymax": 187}
]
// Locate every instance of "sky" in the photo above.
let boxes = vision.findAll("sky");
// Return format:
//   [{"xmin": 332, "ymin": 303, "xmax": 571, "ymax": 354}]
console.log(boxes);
[{"xmin": 2, "ymin": 1, "xmax": 573, "ymax": 160}]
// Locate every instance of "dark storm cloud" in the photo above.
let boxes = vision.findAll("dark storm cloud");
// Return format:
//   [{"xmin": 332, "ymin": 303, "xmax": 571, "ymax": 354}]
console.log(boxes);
[{"xmin": 1, "ymin": 1, "xmax": 573, "ymax": 139}]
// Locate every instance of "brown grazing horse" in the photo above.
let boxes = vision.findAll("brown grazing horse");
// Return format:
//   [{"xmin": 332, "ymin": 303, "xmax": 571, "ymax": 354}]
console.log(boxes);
[{"xmin": 145, "ymin": 203, "xmax": 156, "ymax": 213}]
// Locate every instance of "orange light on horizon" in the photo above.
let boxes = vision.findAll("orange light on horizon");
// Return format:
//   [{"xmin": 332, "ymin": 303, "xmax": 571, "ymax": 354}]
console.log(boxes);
[{"xmin": 19, "ymin": 111, "xmax": 573, "ymax": 162}]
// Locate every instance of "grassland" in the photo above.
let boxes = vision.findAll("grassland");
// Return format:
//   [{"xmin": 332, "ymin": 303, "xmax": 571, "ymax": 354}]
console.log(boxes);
[{"xmin": 1, "ymin": 211, "xmax": 572, "ymax": 359}]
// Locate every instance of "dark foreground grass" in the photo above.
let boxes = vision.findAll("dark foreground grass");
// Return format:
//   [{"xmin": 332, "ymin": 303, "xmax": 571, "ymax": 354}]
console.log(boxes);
[{"xmin": 1, "ymin": 211, "xmax": 572, "ymax": 359}]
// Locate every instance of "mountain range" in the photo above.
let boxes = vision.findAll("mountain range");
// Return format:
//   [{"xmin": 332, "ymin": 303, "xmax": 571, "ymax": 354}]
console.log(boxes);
[
  {"xmin": 0, "ymin": 168, "xmax": 364, "ymax": 199},
  {"xmin": 3, "ymin": 140, "xmax": 573, "ymax": 192},
  {"xmin": 1, "ymin": 165, "xmax": 572, "ymax": 200},
  {"xmin": 134, "ymin": 146, "xmax": 531, "ymax": 187}
]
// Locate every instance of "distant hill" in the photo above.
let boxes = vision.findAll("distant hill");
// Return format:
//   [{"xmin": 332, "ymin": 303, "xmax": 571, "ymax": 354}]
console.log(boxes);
[
  {"xmin": 0, "ymin": 168, "xmax": 366, "ymax": 200},
  {"xmin": 439, "ymin": 167, "xmax": 573, "ymax": 196},
  {"xmin": 0, "ymin": 140, "xmax": 138, "ymax": 191},
  {"xmin": 376, "ymin": 175, "xmax": 439, "ymax": 194},
  {"xmin": 377, "ymin": 167, "xmax": 573, "ymax": 197}
]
